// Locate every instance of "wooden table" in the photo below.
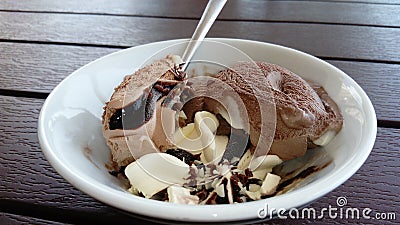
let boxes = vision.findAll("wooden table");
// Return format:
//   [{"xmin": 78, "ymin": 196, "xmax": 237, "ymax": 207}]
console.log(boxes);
[{"xmin": 1, "ymin": 0, "xmax": 399, "ymax": 224}]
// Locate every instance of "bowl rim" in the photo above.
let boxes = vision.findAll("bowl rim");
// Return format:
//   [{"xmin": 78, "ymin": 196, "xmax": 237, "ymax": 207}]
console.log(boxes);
[{"xmin": 38, "ymin": 38, "xmax": 377, "ymax": 222}]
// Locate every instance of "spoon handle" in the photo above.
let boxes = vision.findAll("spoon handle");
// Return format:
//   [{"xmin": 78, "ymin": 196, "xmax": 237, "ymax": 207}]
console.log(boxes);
[{"xmin": 181, "ymin": 0, "xmax": 227, "ymax": 71}]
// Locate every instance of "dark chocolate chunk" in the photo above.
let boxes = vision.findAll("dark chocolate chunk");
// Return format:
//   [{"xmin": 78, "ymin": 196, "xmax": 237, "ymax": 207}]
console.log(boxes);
[
  {"xmin": 245, "ymin": 178, "xmax": 262, "ymax": 191},
  {"xmin": 244, "ymin": 168, "xmax": 253, "ymax": 177},
  {"xmin": 215, "ymin": 178, "xmax": 229, "ymax": 204},
  {"xmin": 166, "ymin": 149, "xmax": 196, "ymax": 165},
  {"xmin": 230, "ymin": 175, "xmax": 243, "ymax": 203},
  {"xmin": 151, "ymin": 188, "xmax": 168, "ymax": 201},
  {"xmin": 215, "ymin": 195, "xmax": 229, "ymax": 204},
  {"xmin": 215, "ymin": 114, "xmax": 231, "ymax": 136},
  {"xmin": 205, "ymin": 192, "xmax": 218, "ymax": 205},
  {"xmin": 276, "ymin": 166, "xmax": 319, "ymax": 193},
  {"xmin": 108, "ymin": 170, "xmax": 119, "ymax": 177},
  {"xmin": 192, "ymin": 187, "xmax": 209, "ymax": 202},
  {"xmin": 108, "ymin": 165, "xmax": 127, "ymax": 178}
]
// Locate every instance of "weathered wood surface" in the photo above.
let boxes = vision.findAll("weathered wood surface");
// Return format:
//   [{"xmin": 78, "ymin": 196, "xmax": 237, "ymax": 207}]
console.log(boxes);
[
  {"xmin": 0, "ymin": 212, "xmax": 69, "ymax": 225},
  {"xmin": 1, "ymin": 12, "xmax": 400, "ymax": 62},
  {"xmin": 1, "ymin": 0, "xmax": 399, "ymax": 224},
  {"xmin": 0, "ymin": 0, "xmax": 399, "ymax": 27}
]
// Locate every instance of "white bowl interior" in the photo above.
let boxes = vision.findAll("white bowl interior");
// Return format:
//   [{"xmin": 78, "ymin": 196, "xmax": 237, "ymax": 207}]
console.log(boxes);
[{"xmin": 39, "ymin": 38, "xmax": 376, "ymax": 222}]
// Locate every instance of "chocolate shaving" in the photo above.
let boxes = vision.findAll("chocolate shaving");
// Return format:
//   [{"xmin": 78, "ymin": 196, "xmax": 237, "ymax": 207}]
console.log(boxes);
[
  {"xmin": 151, "ymin": 189, "xmax": 168, "ymax": 201},
  {"xmin": 166, "ymin": 149, "xmax": 196, "ymax": 165},
  {"xmin": 171, "ymin": 63, "xmax": 186, "ymax": 81},
  {"xmin": 245, "ymin": 178, "xmax": 262, "ymax": 191},
  {"xmin": 236, "ymin": 173, "xmax": 249, "ymax": 186},
  {"xmin": 153, "ymin": 83, "xmax": 173, "ymax": 94},
  {"xmin": 215, "ymin": 178, "xmax": 229, "ymax": 204},
  {"xmin": 205, "ymin": 192, "xmax": 218, "ymax": 205},
  {"xmin": 108, "ymin": 165, "xmax": 127, "ymax": 177},
  {"xmin": 245, "ymin": 168, "xmax": 253, "ymax": 177},
  {"xmin": 276, "ymin": 162, "xmax": 331, "ymax": 193},
  {"xmin": 193, "ymin": 187, "xmax": 209, "ymax": 202},
  {"xmin": 185, "ymin": 167, "xmax": 197, "ymax": 187},
  {"xmin": 108, "ymin": 170, "xmax": 119, "ymax": 177},
  {"xmin": 230, "ymin": 175, "xmax": 243, "ymax": 203}
]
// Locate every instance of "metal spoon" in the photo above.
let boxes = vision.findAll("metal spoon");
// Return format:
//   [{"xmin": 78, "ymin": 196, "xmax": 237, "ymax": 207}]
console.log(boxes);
[{"xmin": 181, "ymin": 0, "xmax": 227, "ymax": 72}]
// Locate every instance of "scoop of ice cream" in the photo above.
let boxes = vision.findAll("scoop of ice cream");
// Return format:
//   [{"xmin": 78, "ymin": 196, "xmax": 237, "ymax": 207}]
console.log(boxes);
[
  {"xmin": 211, "ymin": 65, "xmax": 277, "ymax": 157},
  {"xmin": 102, "ymin": 55, "xmax": 184, "ymax": 167},
  {"xmin": 215, "ymin": 62, "xmax": 343, "ymax": 160}
]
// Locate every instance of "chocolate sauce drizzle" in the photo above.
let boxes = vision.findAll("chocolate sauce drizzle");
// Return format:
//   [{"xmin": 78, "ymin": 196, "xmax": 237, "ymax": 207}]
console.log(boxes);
[
  {"xmin": 109, "ymin": 83, "xmax": 174, "ymax": 130},
  {"xmin": 109, "ymin": 64, "xmax": 185, "ymax": 130}
]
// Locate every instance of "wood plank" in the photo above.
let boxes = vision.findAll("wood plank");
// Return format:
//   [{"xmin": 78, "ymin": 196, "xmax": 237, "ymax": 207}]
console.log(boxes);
[
  {"xmin": 0, "ymin": 0, "xmax": 399, "ymax": 27},
  {"xmin": 0, "ymin": 212, "xmax": 67, "ymax": 225},
  {"xmin": 0, "ymin": 95, "xmax": 399, "ymax": 224},
  {"xmin": 311, "ymin": 0, "xmax": 400, "ymax": 4},
  {"xmin": 0, "ymin": 42, "xmax": 118, "ymax": 93},
  {"xmin": 0, "ymin": 96, "xmax": 144, "ymax": 224},
  {"xmin": 327, "ymin": 60, "xmax": 400, "ymax": 123},
  {"xmin": 1, "ymin": 12, "xmax": 400, "ymax": 62},
  {"xmin": 1, "ymin": 43, "xmax": 399, "ymax": 122}
]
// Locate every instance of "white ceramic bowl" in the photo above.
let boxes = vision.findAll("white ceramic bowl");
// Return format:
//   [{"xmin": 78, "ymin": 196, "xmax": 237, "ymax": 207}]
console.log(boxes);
[{"xmin": 38, "ymin": 38, "xmax": 376, "ymax": 222}]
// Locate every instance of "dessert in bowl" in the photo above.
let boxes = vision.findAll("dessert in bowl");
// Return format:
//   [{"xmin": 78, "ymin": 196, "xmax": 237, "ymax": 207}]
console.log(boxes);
[{"xmin": 38, "ymin": 38, "xmax": 376, "ymax": 222}]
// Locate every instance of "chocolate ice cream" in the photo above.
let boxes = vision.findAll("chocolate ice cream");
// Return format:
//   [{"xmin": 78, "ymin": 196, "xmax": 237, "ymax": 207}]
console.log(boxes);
[
  {"xmin": 215, "ymin": 62, "xmax": 343, "ymax": 160},
  {"xmin": 102, "ymin": 54, "xmax": 185, "ymax": 167}
]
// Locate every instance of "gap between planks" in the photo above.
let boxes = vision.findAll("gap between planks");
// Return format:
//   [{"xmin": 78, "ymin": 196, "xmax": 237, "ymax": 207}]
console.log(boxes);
[
  {"xmin": 1, "ymin": 39, "xmax": 400, "ymax": 65},
  {"xmin": 0, "ymin": 9, "xmax": 398, "ymax": 29}
]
